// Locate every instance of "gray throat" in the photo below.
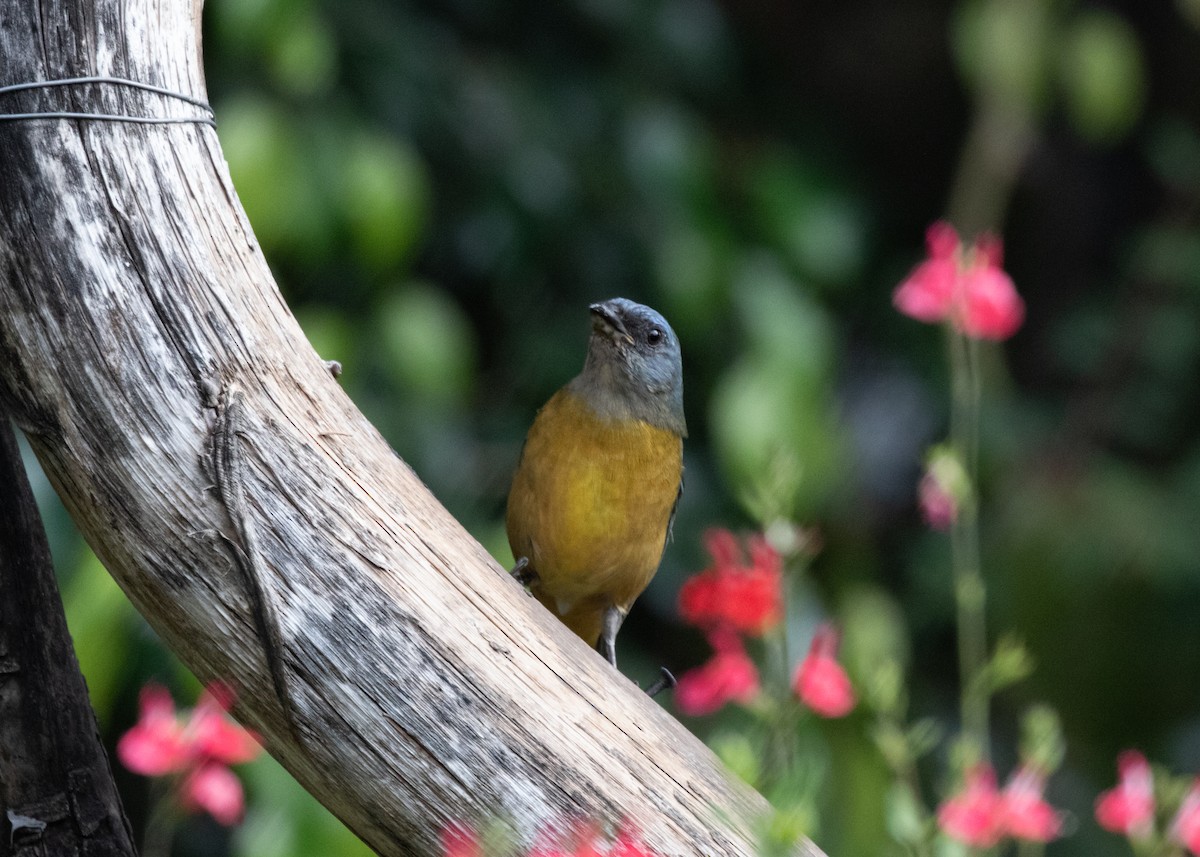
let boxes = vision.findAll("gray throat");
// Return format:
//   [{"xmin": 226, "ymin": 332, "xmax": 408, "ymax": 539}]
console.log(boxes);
[{"xmin": 567, "ymin": 362, "xmax": 687, "ymax": 437}]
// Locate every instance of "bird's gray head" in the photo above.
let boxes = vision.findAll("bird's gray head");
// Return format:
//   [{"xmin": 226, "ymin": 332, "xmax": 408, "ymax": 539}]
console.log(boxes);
[{"xmin": 569, "ymin": 297, "xmax": 686, "ymax": 437}]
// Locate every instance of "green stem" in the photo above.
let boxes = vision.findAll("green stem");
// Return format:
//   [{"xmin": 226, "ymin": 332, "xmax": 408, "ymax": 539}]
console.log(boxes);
[
  {"xmin": 948, "ymin": 328, "xmax": 990, "ymax": 761},
  {"xmin": 766, "ymin": 570, "xmax": 797, "ymax": 788},
  {"xmin": 944, "ymin": 97, "xmax": 1035, "ymax": 238},
  {"xmin": 1017, "ymin": 838, "xmax": 1044, "ymax": 857},
  {"xmin": 141, "ymin": 780, "xmax": 179, "ymax": 857}
]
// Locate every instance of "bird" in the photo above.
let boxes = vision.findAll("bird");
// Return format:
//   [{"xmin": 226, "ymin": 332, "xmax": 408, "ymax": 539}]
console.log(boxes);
[{"xmin": 506, "ymin": 297, "xmax": 686, "ymax": 668}]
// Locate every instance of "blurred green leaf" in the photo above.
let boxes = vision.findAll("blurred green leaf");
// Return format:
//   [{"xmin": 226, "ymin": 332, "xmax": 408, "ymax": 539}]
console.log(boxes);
[
  {"xmin": 953, "ymin": 0, "xmax": 1053, "ymax": 113},
  {"xmin": 1146, "ymin": 118, "xmax": 1200, "ymax": 197},
  {"xmin": 759, "ymin": 801, "xmax": 817, "ymax": 857},
  {"xmin": 294, "ymin": 304, "xmax": 355, "ymax": 366},
  {"xmin": 712, "ymin": 731, "xmax": 763, "ymax": 787},
  {"xmin": 237, "ymin": 755, "xmax": 374, "ymax": 857},
  {"xmin": 268, "ymin": 7, "xmax": 338, "ymax": 97},
  {"xmin": 1059, "ymin": 10, "xmax": 1146, "ymax": 143},
  {"xmin": 745, "ymin": 152, "xmax": 868, "ymax": 288},
  {"xmin": 935, "ymin": 834, "xmax": 971, "ymax": 857},
  {"xmin": 336, "ymin": 132, "xmax": 430, "ymax": 274},
  {"xmin": 376, "ymin": 283, "xmax": 477, "ymax": 407},
  {"xmin": 730, "ymin": 254, "xmax": 835, "ymax": 383},
  {"xmin": 218, "ymin": 95, "xmax": 334, "ymax": 261},
  {"xmin": 884, "ymin": 782, "xmax": 928, "ymax": 847},
  {"xmin": 208, "ymin": 0, "xmax": 290, "ymax": 55},
  {"xmin": 709, "ymin": 256, "xmax": 844, "ymax": 518},
  {"xmin": 653, "ymin": 221, "xmax": 730, "ymax": 336},
  {"xmin": 1019, "ymin": 704, "xmax": 1065, "ymax": 774},
  {"xmin": 840, "ymin": 585, "xmax": 911, "ymax": 703},
  {"xmin": 710, "ymin": 357, "xmax": 843, "ymax": 520},
  {"xmin": 623, "ymin": 101, "xmax": 715, "ymax": 203},
  {"xmin": 63, "ymin": 548, "xmax": 137, "ymax": 724}
]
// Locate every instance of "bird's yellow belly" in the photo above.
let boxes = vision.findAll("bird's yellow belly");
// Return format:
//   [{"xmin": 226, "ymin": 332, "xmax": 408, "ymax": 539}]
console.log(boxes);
[{"xmin": 506, "ymin": 390, "xmax": 682, "ymax": 641}]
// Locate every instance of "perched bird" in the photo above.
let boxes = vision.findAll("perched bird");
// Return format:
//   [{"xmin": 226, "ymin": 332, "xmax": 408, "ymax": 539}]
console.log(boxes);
[{"xmin": 506, "ymin": 298, "xmax": 686, "ymax": 667}]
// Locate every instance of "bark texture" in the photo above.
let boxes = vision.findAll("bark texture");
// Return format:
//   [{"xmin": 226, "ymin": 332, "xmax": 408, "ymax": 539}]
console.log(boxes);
[
  {"xmin": 0, "ymin": 1, "xmax": 825, "ymax": 855},
  {"xmin": 0, "ymin": 419, "xmax": 138, "ymax": 857}
]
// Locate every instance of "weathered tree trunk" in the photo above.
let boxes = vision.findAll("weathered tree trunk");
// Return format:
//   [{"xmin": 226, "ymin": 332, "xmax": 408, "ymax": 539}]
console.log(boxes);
[
  {"xmin": 0, "ymin": 1, "xmax": 824, "ymax": 855},
  {"xmin": 0, "ymin": 418, "xmax": 139, "ymax": 857}
]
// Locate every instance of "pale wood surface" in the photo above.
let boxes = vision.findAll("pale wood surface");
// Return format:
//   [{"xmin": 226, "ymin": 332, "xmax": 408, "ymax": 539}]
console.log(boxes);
[{"xmin": 0, "ymin": 1, "xmax": 826, "ymax": 855}]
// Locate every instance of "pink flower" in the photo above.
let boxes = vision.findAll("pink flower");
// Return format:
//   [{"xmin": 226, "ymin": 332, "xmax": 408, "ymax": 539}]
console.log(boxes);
[
  {"xmin": 117, "ymin": 682, "xmax": 262, "ymax": 827},
  {"xmin": 792, "ymin": 623, "xmax": 856, "ymax": 718},
  {"xmin": 677, "ymin": 530, "xmax": 782, "ymax": 636},
  {"xmin": 1001, "ymin": 766, "xmax": 1062, "ymax": 843},
  {"xmin": 1095, "ymin": 750, "xmax": 1155, "ymax": 837},
  {"xmin": 893, "ymin": 221, "xmax": 960, "ymax": 322},
  {"xmin": 441, "ymin": 824, "xmax": 483, "ymax": 857},
  {"xmin": 609, "ymin": 827, "xmax": 657, "ymax": 857},
  {"xmin": 189, "ymin": 689, "xmax": 262, "ymax": 765},
  {"xmin": 918, "ymin": 447, "xmax": 970, "ymax": 532},
  {"xmin": 938, "ymin": 764, "xmax": 1006, "ymax": 848},
  {"xmin": 893, "ymin": 222, "xmax": 1024, "ymax": 341},
  {"xmin": 1171, "ymin": 780, "xmax": 1200, "ymax": 856},
  {"xmin": 443, "ymin": 821, "xmax": 664, "ymax": 857},
  {"xmin": 675, "ymin": 628, "xmax": 761, "ymax": 716},
  {"xmin": 918, "ymin": 471, "xmax": 957, "ymax": 531},
  {"xmin": 181, "ymin": 763, "xmax": 245, "ymax": 826},
  {"xmin": 116, "ymin": 684, "xmax": 192, "ymax": 776}
]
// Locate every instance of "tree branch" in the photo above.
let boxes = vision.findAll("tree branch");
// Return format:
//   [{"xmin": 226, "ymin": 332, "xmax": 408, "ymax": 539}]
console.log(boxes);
[
  {"xmin": 0, "ymin": 417, "xmax": 138, "ymax": 857},
  {"xmin": 0, "ymin": 1, "xmax": 823, "ymax": 855}
]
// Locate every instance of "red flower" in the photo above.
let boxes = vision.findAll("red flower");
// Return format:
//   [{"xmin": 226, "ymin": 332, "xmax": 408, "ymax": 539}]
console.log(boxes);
[
  {"xmin": 955, "ymin": 235, "xmax": 1024, "ymax": 340},
  {"xmin": 523, "ymin": 822, "xmax": 658, "ymax": 857},
  {"xmin": 117, "ymin": 682, "xmax": 262, "ymax": 827},
  {"xmin": 1001, "ymin": 765, "xmax": 1062, "ymax": 843},
  {"xmin": 116, "ymin": 684, "xmax": 192, "ymax": 776},
  {"xmin": 792, "ymin": 623, "xmax": 855, "ymax": 718},
  {"xmin": 189, "ymin": 689, "xmax": 262, "ymax": 765},
  {"xmin": 893, "ymin": 221, "xmax": 1024, "ymax": 341},
  {"xmin": 440, "ymin": 824, "xmax": 483, "ymax": 857},
  {"xmin": 1171, "ymin": 779, "xmax": 1200, "ymax": 856},
  {"xmin": 609, "ymin": 828, "xmax": 657, "ymax": 857},
  {"xmin": 1095, "ymin": 750, "xmax": 1155, "ymax": 837},
  {"xmin": 675, "ymin": 628, "xmax": 760, "ymax": 716},
  {"xmin": 893, "ymin": 221, "xmax": 960, "ymax": 323},
  {"xmin": 918, "ymin": 471, "xmax": 957, "ymax": 531},
  {"xmin": 677, "ymin": 529, "xmax": 782, "ymax": 636},
  {"xmin": 918, "ymin": 447, "xmax": 970, "ymax": 532},
  {"xmin": 938, "ymin": 764, "xmax": 1006, "ymax": 848},
  {"xmin": 181, "ymin": 762, "xmax": 246, "ymax": 826}
]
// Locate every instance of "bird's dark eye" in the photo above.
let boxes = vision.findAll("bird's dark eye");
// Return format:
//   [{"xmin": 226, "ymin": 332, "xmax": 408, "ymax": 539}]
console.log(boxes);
[{"xmin": 646, "ymin": 327, "xmax": 664, "ymax": 346}]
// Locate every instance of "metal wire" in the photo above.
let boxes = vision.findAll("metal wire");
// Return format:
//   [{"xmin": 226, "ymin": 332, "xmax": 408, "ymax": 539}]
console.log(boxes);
[{"xmin": 0, "ymin": 75, "xmax": 215, "ymax": 126}]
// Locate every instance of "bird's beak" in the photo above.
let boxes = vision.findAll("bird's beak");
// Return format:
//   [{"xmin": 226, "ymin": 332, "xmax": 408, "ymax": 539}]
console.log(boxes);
[{"xmin": 589, "ymin": 301, "xmax": 633, "ymax": 345}]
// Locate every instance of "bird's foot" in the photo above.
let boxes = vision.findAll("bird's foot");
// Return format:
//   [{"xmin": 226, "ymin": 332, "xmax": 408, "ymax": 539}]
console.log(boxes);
[
  {"xmin": 597, "ymin": 606, "xmax": 626, "ymax": 667},
  {"xmin": 509, "ymin": 556, "xmax": 537, "ymax": 592}
]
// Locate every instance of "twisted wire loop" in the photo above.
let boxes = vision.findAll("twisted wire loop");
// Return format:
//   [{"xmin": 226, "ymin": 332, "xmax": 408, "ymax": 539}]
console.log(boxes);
[{"xmin": 0, "ymin": 76, "xmax": 215, "ymax": 126}]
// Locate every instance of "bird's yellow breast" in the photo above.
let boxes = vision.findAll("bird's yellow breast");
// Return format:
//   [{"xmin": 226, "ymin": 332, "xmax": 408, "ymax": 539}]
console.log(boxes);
[{"xmin": 506, "ymin": 388, "xmax": 682, "ymax": 642}]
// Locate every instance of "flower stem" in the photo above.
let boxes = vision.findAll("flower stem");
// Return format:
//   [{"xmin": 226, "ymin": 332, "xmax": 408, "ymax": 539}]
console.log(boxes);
[
  {"xmin": 948, "ymin": 328, "xmax": 990, "ymax": 761},
  {"xmin": 765, "ymin": 569, "xmax": 798, "ymax": 787},
  {"xmin": 141, "ymin": 780, "xmax": 178, "ymax": 857}
]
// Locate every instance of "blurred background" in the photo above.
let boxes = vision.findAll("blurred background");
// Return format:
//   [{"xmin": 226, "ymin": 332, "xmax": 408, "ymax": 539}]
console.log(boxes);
[{"xmin": 21, "ymin": 0, "xmax": 1200, "ymax": 853}]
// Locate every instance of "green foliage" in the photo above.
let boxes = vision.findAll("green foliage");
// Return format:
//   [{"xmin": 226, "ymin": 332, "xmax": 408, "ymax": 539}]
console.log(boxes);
[
  {"xmin": 21, "ymin": 0, "xmax": 1200, "ymax": 854},
  {"xmin": 62, "ymin": 547, "xmax": 139, "ymax": 723},
  {"xmin": 1059, "ymin": 11, "xmax": 1146, "ymax": 143},
  {"xmin": 710, "ymin": 259, "xmax": 844, "ymax": 519},
  {"xmin": 953, "ymin": 0, "xmax": 1054, "ymax": 114},
  {"xmin": 236, "ymin": 756, "xmax": 375, "ymax": 856}
]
